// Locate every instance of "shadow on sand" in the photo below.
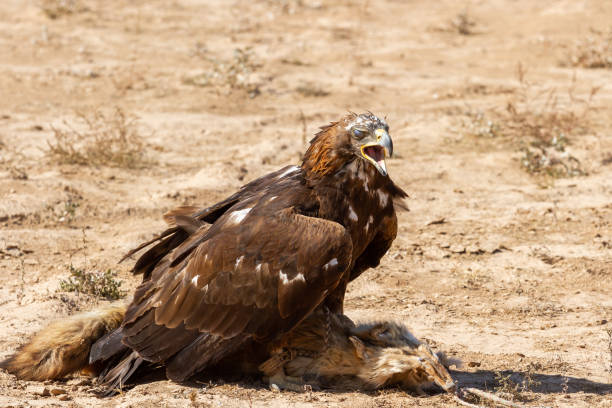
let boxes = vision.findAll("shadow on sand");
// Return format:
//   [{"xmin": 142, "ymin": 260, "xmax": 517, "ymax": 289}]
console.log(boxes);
[
  {"xmin": 451, "ymin": 368, "xmax": 612, "ymax": 395},
  {"xmin": 108, "ymin": 366, "xmax": 612, "ymax": 399}
]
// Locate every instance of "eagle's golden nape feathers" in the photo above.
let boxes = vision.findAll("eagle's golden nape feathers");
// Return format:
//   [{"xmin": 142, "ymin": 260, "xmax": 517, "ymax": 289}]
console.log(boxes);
[{"xmin": 301, "ymin": 120, "xmax": 343, "ymax": 177}]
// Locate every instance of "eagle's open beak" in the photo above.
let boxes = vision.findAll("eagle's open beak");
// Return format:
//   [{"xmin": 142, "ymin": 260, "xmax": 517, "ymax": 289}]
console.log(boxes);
[{"xmin": 360, "ymin": 128, "xmax": 393, "ymax": 176}]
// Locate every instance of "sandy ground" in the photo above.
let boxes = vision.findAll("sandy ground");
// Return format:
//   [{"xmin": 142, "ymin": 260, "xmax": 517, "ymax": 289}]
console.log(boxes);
[{"xmin": 1, "ymin": 0, "xmax": 611, "ymax": 407}]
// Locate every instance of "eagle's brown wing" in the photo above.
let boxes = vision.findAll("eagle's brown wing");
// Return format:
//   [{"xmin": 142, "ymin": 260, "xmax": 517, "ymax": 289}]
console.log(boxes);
[
  {"xmin": 120, "ymin": 201, "xmax": 353, "ymax": 382},
  {"xmin": 122, "ymin": 165, "xmax": 301, "ymax": 279}
]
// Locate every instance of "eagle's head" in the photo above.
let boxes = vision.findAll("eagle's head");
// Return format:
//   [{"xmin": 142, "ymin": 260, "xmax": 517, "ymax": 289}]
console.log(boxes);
[
  {"xmin": 302, "ymin": 112, "xmax": 394, "ymax": 178},
  {"xmin": 344, "ymin": 112, "xmax": 393, "ymax": 176}
]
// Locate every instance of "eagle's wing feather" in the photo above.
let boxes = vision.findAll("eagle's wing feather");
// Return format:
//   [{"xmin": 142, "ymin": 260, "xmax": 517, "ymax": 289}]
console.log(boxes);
[
  {"xmin": 121, "ymin": 165, "xmax": 301, "ymax": 278},
  {"xmin": 120, "ymin": 203, "xmax": 352, "ymax": 382}
]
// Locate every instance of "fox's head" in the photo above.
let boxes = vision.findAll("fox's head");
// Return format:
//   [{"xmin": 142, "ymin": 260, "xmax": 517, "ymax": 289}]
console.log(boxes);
[{"xmin": 348, "ymin": 321, "xmax": 457, "ymax": 395}]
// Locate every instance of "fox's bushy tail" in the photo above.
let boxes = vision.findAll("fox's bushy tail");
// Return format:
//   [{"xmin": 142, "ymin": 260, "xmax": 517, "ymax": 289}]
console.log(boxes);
[{"xmin": 1, "ymin": 304, "xmax": 126, "ymax": 380}]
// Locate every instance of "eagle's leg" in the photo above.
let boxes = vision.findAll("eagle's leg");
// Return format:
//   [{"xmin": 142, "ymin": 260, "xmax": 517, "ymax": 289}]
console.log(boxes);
[
  {"xmin": 267, "ymin": 370, "xmax": 311, "ymax": 392},
  {"xmin": 322, "ymin": 276, "xmax": 349, "ymax": 314}
]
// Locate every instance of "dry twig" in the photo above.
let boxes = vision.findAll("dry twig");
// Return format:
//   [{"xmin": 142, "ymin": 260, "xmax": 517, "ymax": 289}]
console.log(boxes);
[
  {"xmin": 462, "ymin": 387, "xmax": 528, "ymax": 408},
  {"xmin": 454, "ymin": 394, "xmax": 485, "ymax": 408}
]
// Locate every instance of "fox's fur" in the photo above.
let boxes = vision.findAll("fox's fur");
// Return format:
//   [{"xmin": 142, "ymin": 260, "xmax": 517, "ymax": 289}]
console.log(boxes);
[
  {"xmin": 1, "ymin": 305, "xmax": 455, "ymax": 396},
  {"xmin": 0, "ymin": 304, "xmax": 126, "ymax": 381},
  {"xmin": 260, "ymin": 309, "xmax": 457, "ymax": 394}
]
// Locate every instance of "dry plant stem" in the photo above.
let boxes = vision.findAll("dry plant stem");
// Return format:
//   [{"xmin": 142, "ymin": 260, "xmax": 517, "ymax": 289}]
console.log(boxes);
[
  {"xmin": 607, "ymin": 328, "xmax": 612, "ymax": 375},
  {"xmin": 463, "ymin": 387, "xmax": 527, "ymax": 408},
  {"xmin": 454, "ymin": 395, "xmax": 486, "ymax": 408}
]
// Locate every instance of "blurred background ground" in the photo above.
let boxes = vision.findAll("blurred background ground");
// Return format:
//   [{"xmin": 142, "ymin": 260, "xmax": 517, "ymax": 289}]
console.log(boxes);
[{"xmin": 0, "ymin": 0, "xmax": 611, "ymax": 406}]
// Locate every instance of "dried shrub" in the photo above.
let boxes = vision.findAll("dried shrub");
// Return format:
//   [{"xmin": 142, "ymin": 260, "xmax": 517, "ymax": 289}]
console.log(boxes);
[
  {"xmin": 47, "ymin": 107, "xmax": 150, "ymax": 168},
  {"xmin": 494, "ymin": 371, "xmax": 522, "ymax": 401},
  {"xmin": 519, "ymin": 134, "xmax": 583, "ymax": 177},
  {"xmin": 41, "ymin": 0, "xmax": 88, "ymax": 19},
  {"xmin": 183, "ymin": 47, "xmax": 262, "ymax": 98},
  {"xmin": 461, "ymin": 64, "xmax": 599, "ymax": 177},
  {"xmin": 57, "ymin": 196, "xmax": 79, "ymax": 223},
  {"xmin": 493, "ymin": 366, "xmax": 540, "ymax": 403},
  {"xmin": 59, "ymin": 265, "xmax": 126, "ymax": 300},
  {"xmin": 451, "ymin": 9, "xmax": 477, "ymax": 35},
  {"xmin": 562, "ymin": 27, "xmax": 612, "ymax": 69},
  {"xmin": 431, "ymin": 9, "xmax": 478, "ymax": 35}
]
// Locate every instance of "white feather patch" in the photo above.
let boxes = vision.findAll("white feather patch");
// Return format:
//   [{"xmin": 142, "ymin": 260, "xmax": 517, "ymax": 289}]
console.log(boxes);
[
  {"xmin": 235, "ymin": 255, "xmax": 244, "ymax": 269},
  {"xmin": 279, "ymin": 270, "xmax": 288, "ymax": 284},
  {"xmin": 365, "ymin": 215, "xmax": 374, "ymax": 232},
  {"xmin": 348, "ymin": 206, "xmax": 358, "ymax": 221},
  {"xmin": 277, "ymin": 166, "xmax": 299, "ymax": 178},
  {"xmin": 357, "ymin": 171, "xmax": 370, "ymax": 192},
  {"xmin": 377, "ymin": 190, "xmax": 389, "ymax": 207},
  {"xmin": 323, "ymin": 258, "xmax": 339, "ymax": 271},
  {"xmin": 345, "ymin": 115, "xmax": 367, "ymax": 130},
  {"xmin": 227, "ymin": 207, "xmax": 252, "ymax": 225},
  {"xmin": 279, "ymin": 270, "xmax": 306, "ymax": 285}
]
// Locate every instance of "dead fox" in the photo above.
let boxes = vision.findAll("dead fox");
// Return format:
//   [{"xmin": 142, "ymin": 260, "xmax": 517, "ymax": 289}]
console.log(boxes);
[
  {"xmin": 1, "ymin": 305, "xmax": 455, "ymax": 395},
  {"xmin": 259, "ymin": 309, "xmax": 457, "ymax": 395}
]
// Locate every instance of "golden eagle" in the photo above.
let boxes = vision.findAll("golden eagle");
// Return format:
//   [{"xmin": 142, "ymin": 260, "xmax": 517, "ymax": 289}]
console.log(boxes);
[{"xmin": 2, "ymin": 112, "xmax": 407, "ymax": 389}]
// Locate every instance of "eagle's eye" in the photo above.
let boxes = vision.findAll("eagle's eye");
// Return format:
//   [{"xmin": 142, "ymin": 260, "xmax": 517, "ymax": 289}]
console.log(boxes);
[
  {"xmin": 377, "ymin": 328, "xmax": 390, "ymax": 338},
  {"xmin": 352, "ymin": 128, "xmax": 369, "ymax": 140}
]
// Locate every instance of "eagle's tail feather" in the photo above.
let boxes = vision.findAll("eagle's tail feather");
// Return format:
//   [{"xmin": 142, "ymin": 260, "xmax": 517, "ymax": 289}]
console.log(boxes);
[
  {"xmin": 89, "ymin": 327, "xmax": 129, "ymax": 364},
  {"xmin": 0, "ymin": 304, "xmax": 126, "ymax": 381},
  {"xmin": 98, "ymin": 351, "xmax": 145, "ymax": 395}
]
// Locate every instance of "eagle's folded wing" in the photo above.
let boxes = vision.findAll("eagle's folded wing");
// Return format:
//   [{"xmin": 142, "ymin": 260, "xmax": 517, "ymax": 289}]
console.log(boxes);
[
  {"xmin": 122, "ymin": 165, "xmax": 302, "ymax": 278},
  {"xmin": 120, "ymin": 205, "xmax": 353, "ymax": 381}
]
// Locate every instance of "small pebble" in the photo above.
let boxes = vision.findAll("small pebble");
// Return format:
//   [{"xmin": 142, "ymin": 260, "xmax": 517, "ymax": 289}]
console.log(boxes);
[{"xmin": 50, "ymin": 388, "xmax": 66, "ymax": 396}]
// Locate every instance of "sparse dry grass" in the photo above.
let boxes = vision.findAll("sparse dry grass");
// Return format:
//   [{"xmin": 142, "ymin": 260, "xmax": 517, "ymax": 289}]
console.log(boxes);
[
  {"xmin": 183, "ymin": 47, "xmax": 262, "ymax": 98},
  {"xmin": 451, "ymin": 9, "xmax": 477, "ymax": 36},
  {"xmin": 492, "ymin": 365, "xmax": 540, "ymax": 404},
  {"xmin": 47, "ymin": 107, "xmax": 150, "ymax": 168},
  {"xmin": 41, "ymin": 0, "xmax": 89, "ymax": 19},
  {"xmin": 431, "ymin": 9, "xmax": 478, "ymax": 35},
  {"xmin": 56, "ymin": 196, "xmax": 79, "ymax": 224},
  {"xmin": 461, "ymin": 64, "xmax": 599, "ymax": 178},
  {"xmin": 561, "ymin": 27, "xmax": 612, "ymax": 69},
  {"xmin": 112, "ymin": 67, "xmax": 150, "ymax": 96},
  {"xmin": 607, "ymin": 328, "xmax": 612, "ymax": 375},
  {"xmin": 59, "ymin": 265, "xmax": 126, "ymax": 300},
  {"xmin": 493, "ymin": 371, "xmax": 522, "ymax": 402},
  {"xmin": 295, "ymin": 83, "xmax": 330, "ymax": 98}
]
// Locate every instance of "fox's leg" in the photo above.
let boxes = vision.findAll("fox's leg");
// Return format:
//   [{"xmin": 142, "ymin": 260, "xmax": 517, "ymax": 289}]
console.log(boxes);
[{"xmin": 268, "ymin": 370, "xmax": 311, "ymax": 392}]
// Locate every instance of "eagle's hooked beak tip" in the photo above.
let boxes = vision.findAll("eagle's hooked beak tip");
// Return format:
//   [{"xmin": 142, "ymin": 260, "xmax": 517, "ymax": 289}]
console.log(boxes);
[{"xmin": 375, "ymin": 128, "xmax": 393, "ymax": 158}]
